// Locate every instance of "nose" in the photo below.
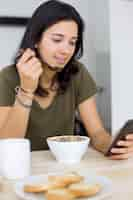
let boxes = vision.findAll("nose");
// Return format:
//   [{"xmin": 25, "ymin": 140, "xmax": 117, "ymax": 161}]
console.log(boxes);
[{"xmin": 59, "ymin": 42, "xmax": 72, "ymax": 55}]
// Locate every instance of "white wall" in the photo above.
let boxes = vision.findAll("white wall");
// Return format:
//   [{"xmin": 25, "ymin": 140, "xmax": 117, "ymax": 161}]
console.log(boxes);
[
  {"xmin": 0, "ymin": 0, "xmax": 44, "ymax": 17},
  {"xmin": 0, "ymin": 27, "xmax": 25, "ymax": 67},
  {"xmin": 86, "ymin": 0, "xmax": 133, "ymax": 134},
  {"xmin": 0, "ymin": 0, "xmax": 45, "ymax": 67},
  {"xmin": 87, "ymin": 0, "xmax": 111, "ymax": 130},
  {"xmin": 109, "ymin": 0, "xmax": 133, "ymax": 134}
]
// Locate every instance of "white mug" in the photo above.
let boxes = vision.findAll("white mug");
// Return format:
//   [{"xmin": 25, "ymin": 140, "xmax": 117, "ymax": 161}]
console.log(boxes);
[{"xmin": 0, "ymin": 138, "xmax": 31, "ymax": 179}]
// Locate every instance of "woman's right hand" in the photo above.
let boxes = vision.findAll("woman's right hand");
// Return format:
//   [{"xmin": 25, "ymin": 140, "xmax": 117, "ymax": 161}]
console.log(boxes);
[{"xmin": 16, "ymin": 48, "xmax": 43, "ymax": 93}]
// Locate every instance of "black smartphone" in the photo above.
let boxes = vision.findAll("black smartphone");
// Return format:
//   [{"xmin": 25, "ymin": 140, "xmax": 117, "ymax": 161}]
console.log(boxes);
[{"xmin": 105, "ymin": 119, "xmax": 133, "ymax": 156}]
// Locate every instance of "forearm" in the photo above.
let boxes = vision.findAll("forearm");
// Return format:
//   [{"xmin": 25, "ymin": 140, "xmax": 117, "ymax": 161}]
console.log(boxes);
[
  {"xmin": 78, "ymin": 97, "xmax": 112, "ymax": 154},
  {"xmin": 89, "ymin": 128, "xmax": 112, "ymax": 154},
  {"xmin": 0, "ymin": 92, "xmax": 33, "ymax": 138}
]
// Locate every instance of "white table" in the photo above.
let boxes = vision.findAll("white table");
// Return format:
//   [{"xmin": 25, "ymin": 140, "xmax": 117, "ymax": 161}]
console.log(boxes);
[{"xmin": 0, "ymin": 147, "xmax": 133, "ymax": 199}]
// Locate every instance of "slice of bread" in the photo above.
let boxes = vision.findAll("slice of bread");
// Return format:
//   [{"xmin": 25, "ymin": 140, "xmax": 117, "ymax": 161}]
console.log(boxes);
[
  {"xmin": 45, "ymin": 188, "xmax": 75, "ymax": 200},
  {"xmin": 48, "ymin": 181, "xmax": 68, "ymax": 189},
  {"xmin": 48, "ymin": 173, "xmax": 83, "ymax": 187},
  {"xmin": 68, "ymin": 182, "xmax": 102, "ymax": 197},
  {"xmin": 24, "ymin": 184, "xmax": 49, "ymax": 193},
  {"xmin": 24, "ymin": 180, "xmax": 68, "ymax": 193}
]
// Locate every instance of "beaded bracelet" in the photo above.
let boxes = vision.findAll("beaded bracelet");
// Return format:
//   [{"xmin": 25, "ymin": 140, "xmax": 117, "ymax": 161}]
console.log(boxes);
[
  {"xmin": 19, "ymin": 86, "xmax": 33, "ymax": 94},
  {"xmin": 15, "ymin": 86, "xmax": 34, "ymax": 99},
  {"xmin": 16, "ymin": 95, "xmax": 32, "ymax": 108}
]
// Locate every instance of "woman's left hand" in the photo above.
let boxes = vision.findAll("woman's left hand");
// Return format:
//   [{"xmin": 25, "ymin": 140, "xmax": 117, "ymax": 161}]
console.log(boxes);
[{"xmin": 109, "ymin": 134, "xmax": 133, "ymax": 160}]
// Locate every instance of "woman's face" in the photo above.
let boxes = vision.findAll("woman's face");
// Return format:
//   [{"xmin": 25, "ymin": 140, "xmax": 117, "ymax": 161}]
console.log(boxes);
[{"xmin": 37, "ymin": 20, "xmax": 78, "ymax": 71}]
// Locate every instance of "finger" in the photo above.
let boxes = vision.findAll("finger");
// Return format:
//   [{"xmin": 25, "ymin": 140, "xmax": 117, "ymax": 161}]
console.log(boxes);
[
  {"xmin": 126, "ymin": 134, "xmax": 133, "ymax": 140},
  {"xmin": 111, "ymin": 146, "xmax": 133, "ymax": 154},
  {"xmin": 117, "ymin": 140, "xmax": 133, "ymax": 148},
  {"xmin": 30, "ymin": 63, "xmax": 43, "ymax": 75},
  {"xmin": 23, "ymin": 61, "xmax": 43, "ymax": 78},
  {"xmin": 109, "ymin": 153, "xmax": 130, "ymax": 160},
  {"xmin": 21, "ymin": 57, "xmax": 41, "ymax": 72},
  {"xmin": 17, "ymin": 48, "xmax": 36, "ymax": 65},
  {"xmin": 111, "ymin": 147, "xmax": 128, "ymax": 154},
  {"xmin": 16, "ymin": 49, "xmax": 25, "ymax": 61},
  {"xmin": 32, "ymin": 67, "xmax": 43, "ymax": 79}
]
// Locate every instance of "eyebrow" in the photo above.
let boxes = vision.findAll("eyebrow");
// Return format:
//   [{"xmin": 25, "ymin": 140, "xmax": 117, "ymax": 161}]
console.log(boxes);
[{"xmin": 51, "ymin": 33, "xmax": 78, "ymax": 40}]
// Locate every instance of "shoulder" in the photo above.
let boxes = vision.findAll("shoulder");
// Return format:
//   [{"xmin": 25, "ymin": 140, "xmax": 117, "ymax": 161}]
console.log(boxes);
[
  {"xmin": 0, "ymin": 64, "xmax": 19, "ymax": 85},
  {"xmin": 0, "ymin": 65, "xmax": 19, "ymax": 106},
  {"xmin": 0, "ymin": 64, "xmax": 17, "ymax": 77},
  {"xmin": 72, "ymin": 60, "xmax": 95, "ymax": 84},
  {"xmin": 72, "ymin": 60, "xmax": 86, "ymax": 72},
  {"xmin": 71, "ymin": 60, "xmax": 97, "ymax": 105}
]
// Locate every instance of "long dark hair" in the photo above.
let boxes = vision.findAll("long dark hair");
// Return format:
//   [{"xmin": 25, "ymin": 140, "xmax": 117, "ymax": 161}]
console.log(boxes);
[{"xmin": 14, "ymin": 0, "xmax": 85, "ymax": 96}]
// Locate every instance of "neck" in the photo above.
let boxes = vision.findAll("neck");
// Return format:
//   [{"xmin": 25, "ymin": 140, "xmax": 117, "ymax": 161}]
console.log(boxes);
[{"xmin": 39, "ymin": 63, "xmax": 57, "ymax": 89}]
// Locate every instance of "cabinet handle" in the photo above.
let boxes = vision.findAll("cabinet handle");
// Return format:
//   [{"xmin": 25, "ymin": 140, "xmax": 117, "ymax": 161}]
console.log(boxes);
[{"xmin": 97, "ymin": 86, "xmax": 104, "ymax": 93}]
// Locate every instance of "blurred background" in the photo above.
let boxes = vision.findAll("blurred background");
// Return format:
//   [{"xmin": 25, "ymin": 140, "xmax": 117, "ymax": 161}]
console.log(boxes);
[{"xmin": 0, "ymin": 0, "xmax": 133, "ymax": 135}]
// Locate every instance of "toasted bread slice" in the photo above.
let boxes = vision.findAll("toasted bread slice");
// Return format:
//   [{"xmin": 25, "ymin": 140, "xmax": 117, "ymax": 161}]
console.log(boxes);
[
  {"xmin": 24, "ymin": 184, "xmax": 49, "ymax": 193},
  {"xmin": 48, "ymin": 181, "xmax": 68, "ymax": 189},
  {"xmin": 48, "ymin": 173, "xmax": 83, "ymax": 186},
  {"xmin": 45, "ymin": 188, "xmax": 75, "ymax": 200},
  {"xmin": 68, "ymin": 182, "xmax": 102, "ymax": 197},
  {"xmin": 24, "ymin": 180, "xmax": 68, "ymax": 193}
]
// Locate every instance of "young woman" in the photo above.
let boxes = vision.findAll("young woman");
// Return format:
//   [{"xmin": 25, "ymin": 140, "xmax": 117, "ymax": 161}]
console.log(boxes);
[{"xmin": 0, "ymin": 0, "xmax": 133, "ymax": 159}]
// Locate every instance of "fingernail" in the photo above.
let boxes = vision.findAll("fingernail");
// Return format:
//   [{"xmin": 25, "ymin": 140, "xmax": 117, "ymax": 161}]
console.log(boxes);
[
  {"xmin": 126, "ymin": 135, "xmax": 130, "ymax": 139},
  {"xmin": 111, "ymin": 149, "xmax": 115, "ymax": 153},
  {"xmin": 118, "ymin": 141, "xmax": 122, "ymax": 145}
]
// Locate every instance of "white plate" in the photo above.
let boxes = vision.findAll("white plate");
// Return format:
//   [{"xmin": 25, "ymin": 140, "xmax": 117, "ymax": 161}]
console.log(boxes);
[{"xmin": 14, "ymin": 172, "xmax": 113, "ymax": 200}]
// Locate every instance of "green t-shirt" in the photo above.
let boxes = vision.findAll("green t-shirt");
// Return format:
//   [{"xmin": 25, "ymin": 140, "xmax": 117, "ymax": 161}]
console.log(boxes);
[{"xmin": 0, "ymin": 62, "xmax": 97, "ymax": 150}]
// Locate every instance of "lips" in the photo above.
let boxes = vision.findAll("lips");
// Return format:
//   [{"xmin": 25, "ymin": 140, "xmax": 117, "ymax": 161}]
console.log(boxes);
[{"xmin": 55, "ymin": 56, "xmax": 67, "ymax": 64}]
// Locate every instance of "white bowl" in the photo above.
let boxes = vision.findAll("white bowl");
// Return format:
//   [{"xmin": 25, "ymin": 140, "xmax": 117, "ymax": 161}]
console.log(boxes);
[{"xmin": 46, "ymin": 135, "xmax": 90, "ymax": 164}]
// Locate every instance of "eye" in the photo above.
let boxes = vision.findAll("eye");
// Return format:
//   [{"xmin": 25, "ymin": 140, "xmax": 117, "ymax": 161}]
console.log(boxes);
[{"xmin": 52, "ymin": 38, "xmax": 62, "ymax": 43}]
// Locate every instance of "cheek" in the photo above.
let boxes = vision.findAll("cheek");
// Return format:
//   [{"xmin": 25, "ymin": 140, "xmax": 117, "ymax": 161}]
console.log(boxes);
[
  {"xmin": 39, "ymin": 42, "xmax": 55, "ymax": 57},
  {"xmin": 72, "ymin": 47, "xmax": 76, "ymax": 54},
  {"xmin": 70, "ymin": 48, "xmax": 76, "ymax": 57}
]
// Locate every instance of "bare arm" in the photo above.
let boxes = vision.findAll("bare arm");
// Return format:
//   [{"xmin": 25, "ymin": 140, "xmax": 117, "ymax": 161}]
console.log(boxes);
[
  {"xmin": 78, "ymin": 96, "xmax": 112, "ymax": 154},
  {"xmin": 0, "ymin": 94, "xmax": 33, "ymax": 138},
  {"xmin": 0, "ymin": 48, "xmax": 43, "ymax": 138},
  {"xmin": 79, "ymin": 96, "xmax": 133, "ymax": 160}
]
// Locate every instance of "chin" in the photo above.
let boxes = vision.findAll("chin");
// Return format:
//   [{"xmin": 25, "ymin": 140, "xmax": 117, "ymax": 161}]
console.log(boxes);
[{"xmin": 47, "ymin": 64, "xmax": 64, "ymax": 72}]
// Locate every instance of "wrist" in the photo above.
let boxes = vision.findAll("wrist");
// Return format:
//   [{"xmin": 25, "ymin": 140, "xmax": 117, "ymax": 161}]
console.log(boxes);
[
  {"xmin": 15, "ymin": 86, "xmax": 34, "ymax": 99},
  {"xmin": 90, "ymin": 129, "xmax": 112, "ymax": 154},
  {"xmin": 15, "ymin": 86, "xmax": 34, "ymax": 109},
  {"xmin": 20, "ymin": 86, "xmax": 35, "ymax": 95},
  {"xmin": 15, "ymin": 96, "xmax": 32, "ymax": 109},
  {"xmin": 15, "ymin": 93, "xmax": 33, "ymax": 109}
]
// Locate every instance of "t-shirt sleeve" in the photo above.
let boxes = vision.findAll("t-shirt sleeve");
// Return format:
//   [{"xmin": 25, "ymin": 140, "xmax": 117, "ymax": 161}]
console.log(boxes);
[
  {"xmin": 0, "ymin": 70, "xmax": 15, "ymax": 106},
  {"xmin": 75, "ymin": 63, "xmax": 98, "ymax": 106}
]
